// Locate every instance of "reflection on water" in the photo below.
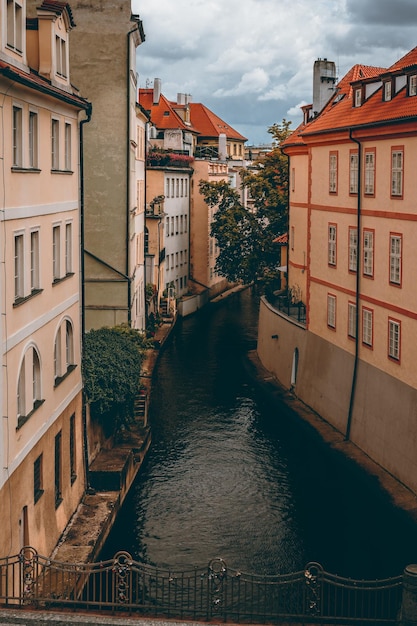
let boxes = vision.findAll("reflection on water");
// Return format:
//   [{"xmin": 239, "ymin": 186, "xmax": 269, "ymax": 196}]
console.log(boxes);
[{"xmin": 101, "ymin": 290, "xmax": 417, "ymax": 578}]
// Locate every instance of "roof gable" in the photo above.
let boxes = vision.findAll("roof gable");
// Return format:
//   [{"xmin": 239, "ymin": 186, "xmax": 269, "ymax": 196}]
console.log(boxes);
[{"xmin": 189, "ymin": 102, "xmax": 247, "ymax": 141}]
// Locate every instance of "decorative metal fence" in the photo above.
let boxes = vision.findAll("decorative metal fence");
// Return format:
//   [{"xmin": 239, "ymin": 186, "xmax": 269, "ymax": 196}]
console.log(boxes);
[{"xmin": 0, "ymin": 548, "xmax": 403, "ymax": 623}]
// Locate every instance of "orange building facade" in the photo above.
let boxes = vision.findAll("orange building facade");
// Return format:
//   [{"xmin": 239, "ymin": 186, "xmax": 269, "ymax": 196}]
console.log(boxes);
[{"xmin": 258, "ymin": 47, "xmax": 417, "ymax": 493}]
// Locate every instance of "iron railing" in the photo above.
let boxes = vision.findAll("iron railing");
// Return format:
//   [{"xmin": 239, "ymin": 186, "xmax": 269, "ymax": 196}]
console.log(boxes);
[{"xmin": 0, "ymin": 549, "xmax": 403, "ymax": 623}]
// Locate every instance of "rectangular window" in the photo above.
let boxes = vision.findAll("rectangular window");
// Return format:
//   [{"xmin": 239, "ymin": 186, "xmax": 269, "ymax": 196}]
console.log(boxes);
[
  {"xmin": 175, "ymin": 216, "xmax": 179, "ymax": 234},
  {"xmin": 364, "ymin": 150, "xmax": 375, "ymax": 195},
  {"xmin": 389, "ymin": 233, "xmax": 402, "ymax": 285},
  {"xmin": 349, "ymin": 151, "xmax": 358, "ymax": 194},
  {"xmin": 184, "ymin": 215, "xmax": 188, "ymax": 233},
  {"xmin": 327, "ymin": 294, "xmax": 336, "ymax": 329},
  {"xmin": 388, "ymin": 318, "xmax": 400, "ymax": 361},
  {"xmin": 184, "ymin": 179, "xmax": 188, "ymax": 197},
  {"xmin": 363, "ymin": 229, "xmax": 374, "ymax": 277},
  {"xmin": 291, "ymin": 167, "xmax": 295, "ymax": 192},
  {"xmin": 355, "ymin": 88, "xmax": 362, "ymax": 107},
  {"xmin": 166, "ymin": 178, "xmax": 170, "ymax": 198},
  {"xmin": 64, "ymin": 123, "xmax": 71, "ymax": 170},
  {"xmin": 54, "ymin": 431, "xmax": 62, "ymax": 507},
  {"xmin": 7, "ymin": 0, "xmax": 23, "ymax": 52},
  {"xmin": 55, "ymin": 35, "xmax": 67, "ymax": 78},
  {"xmin": 328, "ymin": 224, "xmax": 337, "ymax": 266},
  {"xmin": 34, "ymin": 454, "xmax": 44, "ymax": 503},
  {"xmin": 362, "ymin": 307, "xmax": 373, "ymax": 347},
  {"xmin": 12, "ymin": 105, "xmax": 22, "ymax": 167},
  {"xmin": 65, "ymin": 223, "xmax": 72, "ymax": 275},
  {"xmin": 51, "ymin": 119, "xmax": 60, "ymax": 170},
  {"xmin": 165, "ymin": 217, "xmax": 169, "ymax": 236},
  {"xmin": 348, "ymin": 302, "xmax": 357, "ymax": 339},
  {"xmin": 14, "ymin": 233, "xmax": 24, "ymax": 300},
  {"xmin": 329, "ymin": 152, "xmax": 338, "ymax": 193},
  {"xmin": 29, "ymin": 111, "xmax": 38, "ymax": 168},
  {"xmin": 409, "ymin": 74, "xmax": 417, "ymax": 96},
  {"xmin": 70, "ymin": 413, "xmax": 77, "ymax": 484},
  {"xmin": 30, "ymin": 230, "xmax": 40, "ymax": 291},
  {"xmin": 384, "ymin": 81, "xmax": 392, "ymax": 101},
  {"xmin": 291, "ymin": 225, "xmax": 295, "ymax": 251},
  {"xmin": 53, "ymin": 225, "xmax": 61, "ymax": 280},
  {"xmin": 391, "ymin": 148, "xmax": 403, "ymax": 197},
  {"xmin": 170, "ymin": 217, "xmax": 174, "ymax": 236},
  {"xmin": 348, "ymin": 227, "xmax": 357, "ymax": 272}
]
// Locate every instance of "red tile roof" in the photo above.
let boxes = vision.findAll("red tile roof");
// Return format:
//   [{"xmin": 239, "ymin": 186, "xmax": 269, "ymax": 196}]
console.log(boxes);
[
  {"xmin": 139, "ymin": 89, "xmax": 199, "ymax": 133},
  {"xmin": 189, "ymin": 102, "xmax": 247, "ymax": 141},
  {"xmin": 284, "ymin": 52, "xmax": 417, "ymax": 141}
]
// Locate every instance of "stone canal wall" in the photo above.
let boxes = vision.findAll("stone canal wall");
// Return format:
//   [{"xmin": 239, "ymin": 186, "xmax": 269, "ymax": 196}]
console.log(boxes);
[{"xmin": 256, "ymin": 295, "xmax": 417, "ymax": 515}]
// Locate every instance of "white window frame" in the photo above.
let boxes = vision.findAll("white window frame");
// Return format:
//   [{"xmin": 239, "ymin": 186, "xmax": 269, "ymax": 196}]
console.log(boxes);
[
  {"xmin": 51, "ymin": 118, "xmax": 60, "ymax": 170},
  {"xmin": 65, "ymin": 222, "xmax": 72, "ymax": 275},
  {"xmin": 14, "ymin": 232, "xmax": 24, "ymax": 300},
  {"xmin": 29, "ymin": 110, "xmax": 39, "ymax": 169},
  {"xmin": 349, "ymin": 152, "xmax": 358, "ymax": 194},
  {"xmin": 54, "ymin": 326, "xmax": 62, "ymax": 380},
  {"xmin": 7, "ymin": 0, "xmax": 23, "ymax": 53},
  {"xmin": 12, "ymin": 105, "xmax": 23, "ymax": 167},
  {"xmin": 30, "ymin": 229, "xmax": 40, "ymax": 291},
  {"xmin": 389, "ymin": 234, "xmax": 402, "ymax": 285},
  {"xmin": 355, "ymin": 89, "xmax": 362, "ymax": 107},
  {"xmin": 64, "ymin": 122, "xmax": 72, "ymax": 170},
  {"xmin": 327, "ymin": 294, "xmax": 336, "ymax": 329},
  {"xmin": 364, "ymin": 151, "xmax": 375, "ymax": 195},
  {"xmin": 363, "ymin": 229, "xmax": 374, "ymax": 277},
  {"xmin": 328, "ymin": 224, "xmax": 337, "ymax": 266},
  {"xmin": 391, "ymin": 149, "xmax": 403, "ymax": 197},
  {"xmin": 362, "ymin": 308, "xmax": 373, "ymax": 347},
  {"xmin": 388, "ymin": 319, "xmax": 400, "ymax": 361},
  {"xmin": 409, "ymin": 74, "xmax": 417, "ymax": 96},
  {"xmin": 384, "ymin": 80, "xmax": 392, "ymax": 101},
  {"xmin": 329, "ymin": 152, "xmax": 338, "ymax": 193},
  {"xmin": 53, "ymin": 224, "xmax": 61, "ymax": 281},
  {"xmin": 348, "ymin": 302, "xmax": 356, "ymax": 339},
  {"xmin": 348, "ymin": 227, "xmax": 357, "ymax": 272}
]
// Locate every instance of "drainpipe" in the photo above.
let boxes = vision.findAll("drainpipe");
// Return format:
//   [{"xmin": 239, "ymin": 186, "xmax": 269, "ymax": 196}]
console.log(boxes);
[
  {"xmin": 126, "ymin": 29, "xmax": 137, "ymax": 327},
  {"xmin": 79, "ymin": 102, "xmax": 92, "ymax": 489},
  {"xmin": 345, "ymin": 129, "xmax": 362, "ymax": 441}
]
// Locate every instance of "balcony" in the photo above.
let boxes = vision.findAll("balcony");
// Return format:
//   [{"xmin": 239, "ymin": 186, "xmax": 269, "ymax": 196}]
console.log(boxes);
[
  {"xmin": 266, "ymin": 291, "xmax": 307, "ymax": 326},
  {"xmin": 147, "ymin": 149, "xmax": 194, "ymax": 169}
]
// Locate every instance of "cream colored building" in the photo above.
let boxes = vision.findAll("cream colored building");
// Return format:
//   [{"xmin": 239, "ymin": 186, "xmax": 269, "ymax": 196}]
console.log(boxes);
[
  {"xmin": 190, "ymin": 159, "xmax": 230, "ymax": 298},
  {"xmin": 258, "ymin": 48, "xmax": 417, "ymax": 495},
  {"xmin": 0, "ymin": 0, "xmax": 90, "ymax": 557}
]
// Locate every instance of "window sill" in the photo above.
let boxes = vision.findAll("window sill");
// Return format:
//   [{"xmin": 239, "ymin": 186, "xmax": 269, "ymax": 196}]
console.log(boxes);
[
  {"xmin": 51, "ymin": 169, "xmax": 73, "ymax": 175},
  {"xmin": 54, "ymin": 364, "xmax": 77, "ymax": 387},
  {"xmin": 11, "ymin": 167, "xmax": 41, "ymax": 173},
  {"xmin": 17, "ymin": 399, "xmax": 45, "ymax": 430},
  {"xmin": 13, "ymin": 289, "xmax": 43, "ymax": 308},
  {"xmin": 53, "ymin": 272, "xmax": 74, "ymax": 285}
]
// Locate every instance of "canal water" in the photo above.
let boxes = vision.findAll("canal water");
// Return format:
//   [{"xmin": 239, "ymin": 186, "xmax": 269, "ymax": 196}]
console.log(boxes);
[{"xmin": 101, "ymin": 289, "xmax": 417, "ymax": 579}]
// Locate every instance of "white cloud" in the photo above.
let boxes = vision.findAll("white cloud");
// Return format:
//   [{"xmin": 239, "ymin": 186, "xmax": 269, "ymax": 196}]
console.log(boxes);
[{"xmin": 131, "ymin": 0, "xmax": 417, "ymax": 144}]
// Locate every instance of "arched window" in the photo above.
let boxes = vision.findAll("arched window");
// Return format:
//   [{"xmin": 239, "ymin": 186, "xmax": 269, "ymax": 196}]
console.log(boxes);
[
  {"xmin": 54, "ymin": 326, "xmax": 62, "ymax": 380},
  {"xmin": 17, "ymin": 346, "xmax": 42, "ymax": 426},
  {"xmin": 65, "ymin": 320, "xmax": 74, "ymax": 369}
]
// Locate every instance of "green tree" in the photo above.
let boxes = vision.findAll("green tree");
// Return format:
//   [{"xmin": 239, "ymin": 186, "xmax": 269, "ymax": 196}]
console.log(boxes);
[
  {"xmin": 199, "ymin": 120, "xmax": 291, "ymax": 285},
  {"xmin": 82, "ymin": 326, "xmax": 149, "ymax": 437}
]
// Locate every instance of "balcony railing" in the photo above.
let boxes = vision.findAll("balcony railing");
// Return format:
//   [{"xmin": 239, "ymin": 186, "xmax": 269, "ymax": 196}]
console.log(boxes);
[{"xmin": 267, "ymin": 293, "xmax": 307, "ymax": 325}]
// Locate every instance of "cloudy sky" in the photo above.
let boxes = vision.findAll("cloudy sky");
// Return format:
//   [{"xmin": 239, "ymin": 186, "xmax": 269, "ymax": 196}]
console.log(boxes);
[{"xmin": 131, "ymin": 0, "xmax": 417, "ymax": 145}]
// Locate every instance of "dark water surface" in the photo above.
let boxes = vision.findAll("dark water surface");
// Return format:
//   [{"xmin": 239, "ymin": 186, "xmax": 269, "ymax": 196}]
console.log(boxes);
[{"xmin": 101, "ymin": 290, "xmax": 417, "ymax": 579}]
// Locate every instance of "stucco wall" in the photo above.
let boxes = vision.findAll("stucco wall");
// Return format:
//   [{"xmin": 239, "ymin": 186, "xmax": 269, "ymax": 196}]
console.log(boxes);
[{"xmin": 257, "ymin": 297, "xmax": 417, "ymax": 494}]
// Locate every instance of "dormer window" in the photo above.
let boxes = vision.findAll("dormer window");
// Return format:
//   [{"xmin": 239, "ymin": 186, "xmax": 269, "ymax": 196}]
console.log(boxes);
[
  {"xmin": 354, "ymin": 88, "xmax": 362, "ymax": 107},
  {"xmin": 55, "ymin": 35, "xmax": 67, "ymax": 78},
  {"xmin": 384, "ymin": 80, "xmax": 392, "ymax": 101},
  {"xmin": 6, "ymin": 0, "xmax": 23, "ymax": 54},
  {"xmin": 409, "ymin": 74, "xmax": 417, "ymax": 96}
]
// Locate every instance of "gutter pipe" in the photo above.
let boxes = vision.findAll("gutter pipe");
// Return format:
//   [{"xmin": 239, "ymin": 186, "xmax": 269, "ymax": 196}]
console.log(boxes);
[{"xmin": 345, "ymin": 128, "xmax": 362, "ymax": 441}]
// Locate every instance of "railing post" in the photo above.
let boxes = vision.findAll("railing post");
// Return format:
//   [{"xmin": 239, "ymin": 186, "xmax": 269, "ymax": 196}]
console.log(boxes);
[{"xmin": 399, "ymin": 565, "xmax": 417, "ymax": 625}]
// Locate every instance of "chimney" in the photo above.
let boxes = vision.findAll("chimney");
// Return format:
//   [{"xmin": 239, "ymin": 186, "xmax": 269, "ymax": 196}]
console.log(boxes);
[
  {"xmin": 313, "ymin": 59, "xmax": 337, "ymax": 116},
  {"xmin": 218, "ymin": 133, "xmax": 227, "ymax": 161},
  {"xmin": 153, "ymin": 78, "xmax": 161, "ymax": 105},
  {"xmin": 177, "ymin": 93, "xmax": 186, "ymax": 105}
]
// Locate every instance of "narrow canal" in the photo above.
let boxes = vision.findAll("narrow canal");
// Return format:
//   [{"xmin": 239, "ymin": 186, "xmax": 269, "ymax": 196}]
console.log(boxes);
[{"xmin": 101, "ymin": 289, "xmax": 417, "ymax": 579}]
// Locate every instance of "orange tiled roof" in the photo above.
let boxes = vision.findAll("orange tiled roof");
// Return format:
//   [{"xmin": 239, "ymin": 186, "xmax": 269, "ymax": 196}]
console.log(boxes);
[
  {"xmin": 289, "ymin": 57, "xmax": 417, "ymax": 138},
  {"xmin": 387, "ymin": 45, "xmax": 417, "ymax": 73},
  {"xmin": 139, "ymin": 89, "xmax": 199, "ymax": 133},
  {"xmin": 189, "ymin": 102, "xmax": 247, "ymax": 141}
]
